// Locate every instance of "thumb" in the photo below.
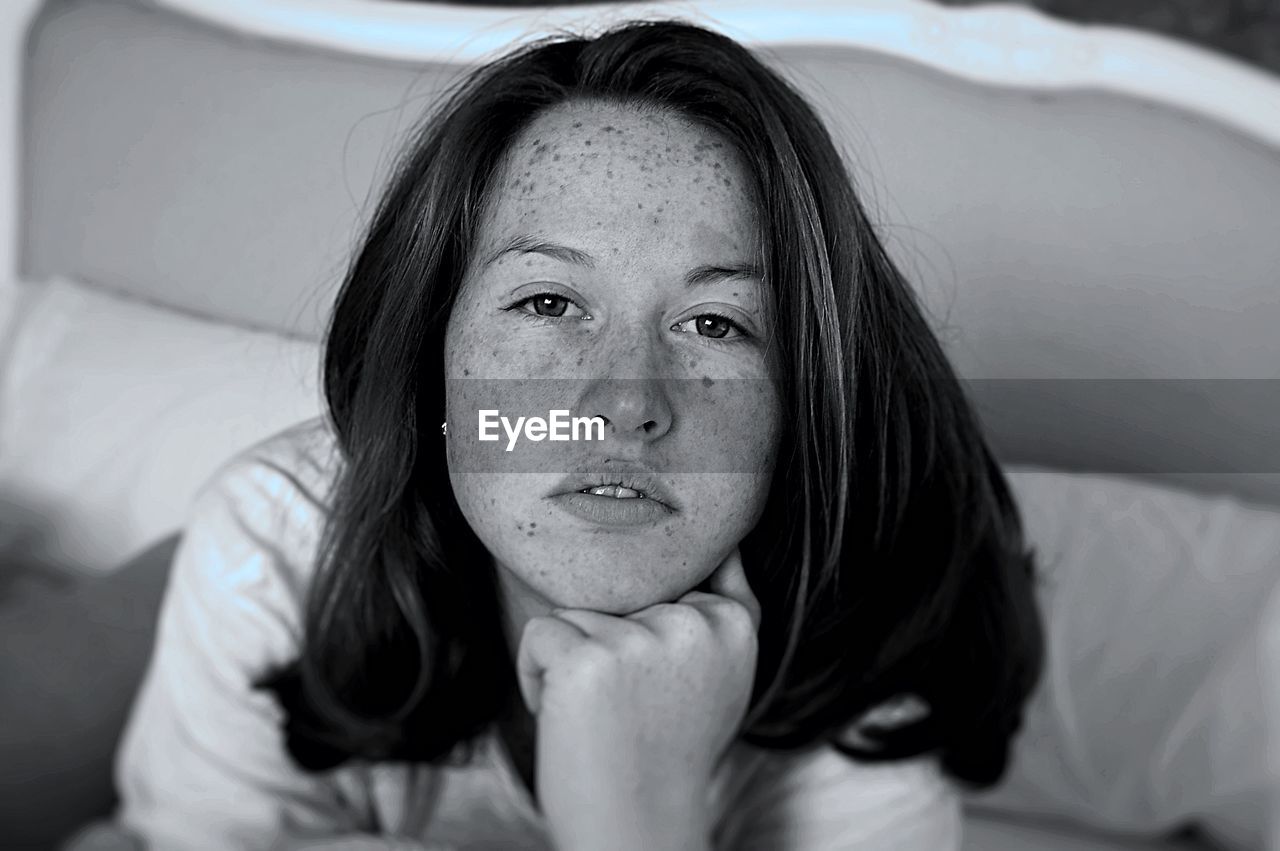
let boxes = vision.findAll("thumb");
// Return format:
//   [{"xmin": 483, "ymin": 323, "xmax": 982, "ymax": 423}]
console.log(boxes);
[{"xmin": 514, "ymin": 612, "xmax": 585, "ymax": 715}]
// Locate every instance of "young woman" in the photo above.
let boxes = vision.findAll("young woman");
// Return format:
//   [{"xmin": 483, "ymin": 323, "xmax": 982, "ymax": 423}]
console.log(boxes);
[{"xmin": 108, "ymin": 19, "xmax": 1043, "ymax": 851}]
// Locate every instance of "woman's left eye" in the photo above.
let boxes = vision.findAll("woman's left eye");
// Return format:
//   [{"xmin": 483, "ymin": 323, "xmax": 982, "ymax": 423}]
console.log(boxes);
[
  {"xmin": 671, "ymin": 313, "xmax": 748, "ymax": 340},
  {"xmin": 508, "ymin": 293, "xmax": 589, "ymax": 320}
]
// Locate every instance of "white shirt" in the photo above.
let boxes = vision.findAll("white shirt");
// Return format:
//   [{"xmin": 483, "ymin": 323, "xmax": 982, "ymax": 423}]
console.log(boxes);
[{"xmin": 109, "ymin": 416, "xmax": 961, "ymax": 850}]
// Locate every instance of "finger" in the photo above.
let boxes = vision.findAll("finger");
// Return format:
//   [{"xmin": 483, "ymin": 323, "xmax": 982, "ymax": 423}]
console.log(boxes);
[
  {"xmin": 516, "ymin": 614, "xmax": 588, "ymax": 715},
  {"xmin": 700, "ymin": 548, "xmax": 762, "ymax": 630},
  {"xmin": 553, "ymin": 607, "xmax": 663, "ymax": 656},
  {"xmin": 549, "ymin": 607, "xmax": 627, "ymax": 639}
]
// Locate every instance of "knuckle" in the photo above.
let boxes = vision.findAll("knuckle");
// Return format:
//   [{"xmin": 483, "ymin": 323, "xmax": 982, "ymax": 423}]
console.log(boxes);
[
  {"xmin": 571, "ymin": 641, "xmax": 617, "ymax": 677},
  {"xmin": 670, "ymin": 605, "xmax": 714, "ymax": 641},
  {"xmin": 723, "ymin": 600, "xmax": 757, "ymax": 634},
  {"xmin": 615, "ymin": 621, "xmax": 652, "ymax": 655}
]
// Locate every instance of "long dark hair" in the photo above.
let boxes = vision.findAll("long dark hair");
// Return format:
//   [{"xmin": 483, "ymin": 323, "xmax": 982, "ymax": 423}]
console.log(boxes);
[{"xmin": 256, "ymin": 19, "xmax": 1044, "ymax": 790}]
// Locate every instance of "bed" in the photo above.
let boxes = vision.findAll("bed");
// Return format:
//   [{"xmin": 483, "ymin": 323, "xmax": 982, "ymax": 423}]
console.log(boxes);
[{"xmin": 1, "ymin": 0, "xmax": 1278, "ymax": 848}]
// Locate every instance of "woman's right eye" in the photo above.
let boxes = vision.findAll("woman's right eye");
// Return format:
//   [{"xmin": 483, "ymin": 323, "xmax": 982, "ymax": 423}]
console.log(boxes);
[{"xmin": 507, "ymin": 292, "xmax": 590, "ymax": 320}]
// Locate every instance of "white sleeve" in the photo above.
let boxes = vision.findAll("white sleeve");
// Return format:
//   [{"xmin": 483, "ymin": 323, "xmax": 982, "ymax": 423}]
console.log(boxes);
[
  {"xmin": 111, "ymin": 453, "xmax": 384, "ymax": 850},
  {"xmin": 719, "ymin": 747, "xmax": 962, "ymax": 851}
]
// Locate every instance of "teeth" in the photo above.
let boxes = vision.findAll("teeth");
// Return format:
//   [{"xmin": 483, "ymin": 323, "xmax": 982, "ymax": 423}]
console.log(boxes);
[{"xmin": 582, "ymin": 485, "xmax": 645, "ymax": 499}]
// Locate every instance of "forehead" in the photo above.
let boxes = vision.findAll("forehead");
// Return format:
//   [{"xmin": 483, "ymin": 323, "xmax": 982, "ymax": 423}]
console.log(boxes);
[{"xmin": 477, "ymin": 102, "xmax": 759, "ymax": 259}]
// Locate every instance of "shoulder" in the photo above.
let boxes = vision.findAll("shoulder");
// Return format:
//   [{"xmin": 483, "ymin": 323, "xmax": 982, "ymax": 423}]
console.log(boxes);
[
  {"xmin": 190, "ymin": 415, "xmax": 341, "ymax": 552},
  {"xmin": 197, "ymin": 415, "xmax": 342, "ymax": 514},
  {"xmin": 165, "ymin": 416, "xmax": 343, "ymax": 672},
  {"xmin": 715, "ymin": 742, "xmax": 961, "ymax": 850}
]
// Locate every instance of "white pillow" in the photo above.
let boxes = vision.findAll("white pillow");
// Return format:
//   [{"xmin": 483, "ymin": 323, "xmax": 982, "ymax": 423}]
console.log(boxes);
[
  {"xmin": 0, "ymin": 277, "xmax": 322, "ymax": 574},
  {"xmin": 967, "ymin": 468, "xmax": 1280, "ymax": 851}
]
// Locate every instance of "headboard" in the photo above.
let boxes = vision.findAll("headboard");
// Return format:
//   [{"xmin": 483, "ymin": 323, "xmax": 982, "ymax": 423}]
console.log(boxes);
[{"xmin": 19, "ymin": 0, "xmax": 1280, "ymax": 505}]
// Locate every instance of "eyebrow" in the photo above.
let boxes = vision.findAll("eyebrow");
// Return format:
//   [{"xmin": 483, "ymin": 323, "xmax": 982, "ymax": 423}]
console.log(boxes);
[{"xmin": 482, "ymin": 234, "xmax": 763, "ymax": 286}]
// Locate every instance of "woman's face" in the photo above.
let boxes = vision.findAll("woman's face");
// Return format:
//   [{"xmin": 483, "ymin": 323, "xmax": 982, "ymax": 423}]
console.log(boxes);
[{"xmin": 443, "ymin": 102, "xmax": 781, "ymax": 624}]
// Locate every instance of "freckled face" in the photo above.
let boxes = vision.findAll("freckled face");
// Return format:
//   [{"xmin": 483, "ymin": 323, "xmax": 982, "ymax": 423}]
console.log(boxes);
[{"xmin": 443, "ymin": 102, "xmax": 781, "ymax": 619}]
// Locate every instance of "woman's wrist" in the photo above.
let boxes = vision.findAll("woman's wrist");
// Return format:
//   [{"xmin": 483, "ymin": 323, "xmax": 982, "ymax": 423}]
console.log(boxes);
[{"xmin": 551, "ymin": 779, "xmax": 714, "ymax": 851}]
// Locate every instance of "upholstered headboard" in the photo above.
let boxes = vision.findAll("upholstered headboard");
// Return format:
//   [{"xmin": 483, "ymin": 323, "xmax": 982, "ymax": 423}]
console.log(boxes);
[{"xmin": 19, "ymin": 0, "xmax": 1280, "ymax": 505}]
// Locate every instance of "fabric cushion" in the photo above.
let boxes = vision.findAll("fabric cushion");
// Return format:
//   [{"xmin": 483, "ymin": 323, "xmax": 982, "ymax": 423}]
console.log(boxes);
[
  {"xmin": 968, "ymin": 469, "xmax": 1280, "ymax": 851},
  {"xmin": 0, "ymin": 534, "xmax": 180, "ymax": 849},
  {"xmin": 0, "ymin": 276, "xmax": 322, "ymax": 575}
]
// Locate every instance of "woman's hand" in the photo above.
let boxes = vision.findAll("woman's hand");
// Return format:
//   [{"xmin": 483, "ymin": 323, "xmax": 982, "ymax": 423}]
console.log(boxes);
[{"xmin": 515, "ymin": 548, "xmax": 761, "ymax": 851}]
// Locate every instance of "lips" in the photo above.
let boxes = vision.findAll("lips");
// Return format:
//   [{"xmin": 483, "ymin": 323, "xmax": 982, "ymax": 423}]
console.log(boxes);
[
  {"xmin": 582, "ymin": 484, "xmax": 645, "ymax": 499},
  {"xmin": 552, "ymin": 465, "xmax": 680, "ymax": 511}
]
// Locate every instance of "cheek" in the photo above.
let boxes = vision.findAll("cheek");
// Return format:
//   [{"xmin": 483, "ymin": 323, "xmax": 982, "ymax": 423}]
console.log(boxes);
[
  {"xmin": 678, "ymin": 377, "xmax": 781, "ymax": 477},
  {"xmin": 445, "ymin": 300, "xmax": 579, "ymax": 381}
]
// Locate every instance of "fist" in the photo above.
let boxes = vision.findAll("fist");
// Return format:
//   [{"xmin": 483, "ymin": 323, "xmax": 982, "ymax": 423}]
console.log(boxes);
[{"xmin": 515, "ymin": 548, "xmax": 761, "ymax": 850}]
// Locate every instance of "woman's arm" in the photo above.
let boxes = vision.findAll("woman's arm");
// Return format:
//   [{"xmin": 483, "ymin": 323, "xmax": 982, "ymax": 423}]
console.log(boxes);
[
  {"xmin": 107, "ymin": 452, "xmax": 418, "ymax": 850},
  {"xmin": 716, "ymin": 748, "xmax": 961, "ymax": 851}
]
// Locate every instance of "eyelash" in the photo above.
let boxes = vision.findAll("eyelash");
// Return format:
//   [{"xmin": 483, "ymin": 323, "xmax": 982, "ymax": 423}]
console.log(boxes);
[
  {"xmin": 673, "ymin": 311, "xmax": 750, "ymax": 343},
  {"xmin": 504, "ymin": 292, "xmax": 751, "ymax": 342},
  {"xmin": 504, "ymin": 292, "xmax": 590, "ymax": 322}
]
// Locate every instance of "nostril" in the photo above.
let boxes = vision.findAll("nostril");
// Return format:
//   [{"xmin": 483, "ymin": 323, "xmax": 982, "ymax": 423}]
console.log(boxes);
[{"xmin": 641, "ymin": 420, "xmax": 658, "ymax": 433}]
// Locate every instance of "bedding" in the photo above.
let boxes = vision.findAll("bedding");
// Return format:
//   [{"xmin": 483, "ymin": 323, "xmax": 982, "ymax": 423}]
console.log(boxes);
[
  {"xmin": 0, "ymin": 533, "xmax": 181, "ymax": 849},
  {"xmin": 972, "ymin": 468, "xmax": 1280, "ymax": 850},
  {"xmin": 0, "ymin": 276, "xmax": 322, "ymax": 575}
]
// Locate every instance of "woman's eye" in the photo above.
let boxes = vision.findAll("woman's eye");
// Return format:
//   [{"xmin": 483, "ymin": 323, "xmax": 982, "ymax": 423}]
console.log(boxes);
[
  {"xmin": 672, "ymin": 314, "xmax": 748, "ymax": 340},
  {"xmin": 530, "ymin": 294, "xmax": 569, "ymax": 317},
  {"xmin": 509, "ymin": 293, "xmax": 587, "ymax": 319}
]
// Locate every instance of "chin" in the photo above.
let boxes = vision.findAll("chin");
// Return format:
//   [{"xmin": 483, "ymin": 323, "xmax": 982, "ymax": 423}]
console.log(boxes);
[{"xmin": 516, "ymin": 550, "xmax": 713, "ymax": 615}]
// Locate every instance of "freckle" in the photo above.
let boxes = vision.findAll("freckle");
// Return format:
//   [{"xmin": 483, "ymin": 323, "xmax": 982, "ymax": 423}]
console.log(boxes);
[
  {"xmin": 527, "ymin": 531, "xmax": 535, "ymax": 537},
  {"xmin": 723, "ymin": 177, "xmax": 732, "ymax": 186},
  {"xmin": 572, "ymin": 121, "xmax": 582, "ymax": 128},
  {"xmin": 607, "ymin": 170, "xmax": 614, "ymax": 178},
  {"xmin": 637, "ymin": 202, "xmax": 643, "ymax": 209},
  {"xmin": 517, "ymin": 523, "xmax": 524, "ymax": 531},
  {"xmin": 732, "ymin": 292, "xmax": 739, "ymax": 297},
  {"xmin": 602, "ymin": 125, "xmax": 616, "ymax": 133},
  {"xmin": 702, "ymin": 376, "xmax": 715, "ymax": 387},
  {"xmin": 652, "ymin": 215, "xmax": 660, "ymax": 225},
  {"xmin": 530, "ymin": 522, "xmax": 537, "ymax": 528},
  {"xmin": 526, "ymin": 182, "xmax": 537, "ymax": 192},
  {"xmin": 524, "ymin": 170, "xmax": 531, "ymax": 176},
  {"xmin": 463, "ymin": 368, "xmax": 470, "ymax": 376},
  {"xmin": 595, "ymin": 220, "xmax": 602, "ymax": 227},
  {"xmin": 584, "ymin": 140, "xmax": 592, "ymax": 147},
  {"xmin": 576, "ymin": 355, "xmax": 584, "ymax": 366},
  {"xmin": 552, "ymin": 153, "xmax": 561, "ymax": 161},
  {"xmin": 713, "ymin": 162, "xmax": 721, "ymax": 170},
  {"xmin": 693, "ymin": 175, "xmax": 702, "ymax": 183},
  {"xmin": 693, "ymin": 154, "xmax": 703, "ymax": 162}
]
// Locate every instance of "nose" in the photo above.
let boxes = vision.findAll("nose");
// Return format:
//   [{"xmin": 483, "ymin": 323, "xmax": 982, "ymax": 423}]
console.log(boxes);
[
  {"xmin": 577, "ymin": 377, "xmax": 674, "ymax": 443},
  {"xmin": 574, "ymin": 328, "xmax": 674, "ymax": 444}
]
